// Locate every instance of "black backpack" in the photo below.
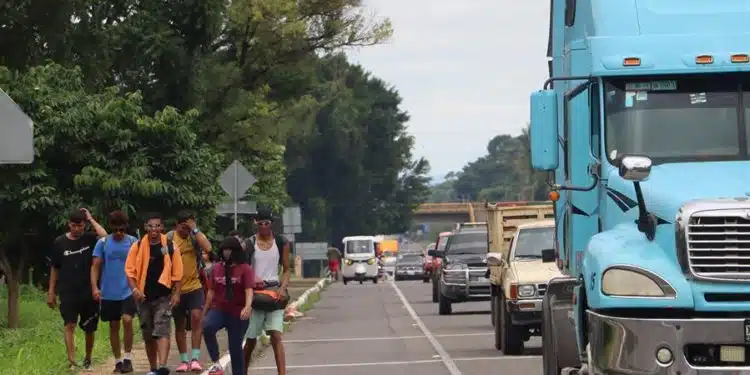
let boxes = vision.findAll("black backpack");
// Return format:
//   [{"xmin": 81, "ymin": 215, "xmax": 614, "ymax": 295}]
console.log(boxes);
[{"xmin": 244, "ymin": 234, "xmax": 288, "ymax": 267}]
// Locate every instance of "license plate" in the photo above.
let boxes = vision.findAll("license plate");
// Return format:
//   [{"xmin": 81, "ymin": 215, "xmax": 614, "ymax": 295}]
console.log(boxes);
[
  {"xmin": 407, "ymin": 270, "xmax": 415, "ymax": 275},
  {"xmin": 720, "ymin": 346, "xmax": 746, "ymax": 363}
]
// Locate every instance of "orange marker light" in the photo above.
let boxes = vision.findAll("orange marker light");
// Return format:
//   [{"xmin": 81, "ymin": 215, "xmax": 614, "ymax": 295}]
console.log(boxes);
[
  {"xmin": 623, "ymin": 57, "xmax": 641, "ymax": 66},
  {"xmin": 731, "ymin": 54, "xmax": 750, "ymax": 63},
  {"xmin": 549, "ymin": 190, "xmax": 560, "ymax": 202},
  {"xmin": 695, "ymin": 55, "xmax": 713, "ymax": 64}
]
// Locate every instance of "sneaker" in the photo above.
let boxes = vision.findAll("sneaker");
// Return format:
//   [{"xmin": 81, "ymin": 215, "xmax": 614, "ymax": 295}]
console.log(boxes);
[
  {"xmin": 121, "ymin": 359, "xmax": 134, "ymax": 374},
  {"xmin": 146, "ymin": 371, "xmax": 158, "ymax": 375},
  {"xmin": 68, "ymin": 361, "xmax": 79, "ymax": 371},
  {"xmin": 157, "ymin": 366, "xmax": 171, "ymax": 375},
  {"xmin": 207, "ymin": 363, "xmax": 224, "ymax": 375},
  {"xmin": 175, "ymin": 362, "xmax": 189, "ymax": 373},
  {"xmin": 82, "ymin": 358, "xmax": 93, "ymax": 372},
  {"xmin": 112, "ymin": 361, "xmax": 123, "ymax": 373},
  {"xmin": 189, "ymin": 360, "xmax": 203, "ymax": 372}
]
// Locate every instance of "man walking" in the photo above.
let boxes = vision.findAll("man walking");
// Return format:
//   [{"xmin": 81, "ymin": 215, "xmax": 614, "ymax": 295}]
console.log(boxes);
[
  {"xmin": 91, "ymin": 210, "xmax": 138, "ymax": 373},
  {"xmin": 169, "ymin": 211, "xmax": 212, "ymax": 372},
  {"xmin": 125, "ymin": 212, "xmax": 183, "ymax": 375},
  {"xmin": 47, "ymin": 208, "xmax": 107, "ymax": 370},
  {"xmin": 242, "ymin": 210, "xmax": 291, "ymax": 375}
]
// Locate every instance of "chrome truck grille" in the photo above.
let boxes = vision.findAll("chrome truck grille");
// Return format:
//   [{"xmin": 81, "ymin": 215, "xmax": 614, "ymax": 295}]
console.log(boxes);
[{"xmin": 680, "ymin": 202, "xmax": 750, "ymax": 281}]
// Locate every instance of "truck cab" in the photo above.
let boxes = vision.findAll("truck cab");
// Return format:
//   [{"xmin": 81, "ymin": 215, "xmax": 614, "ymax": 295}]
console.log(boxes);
[{"xmin": 531, "ymin": 1, "xmax": 750, "ymax": 374}]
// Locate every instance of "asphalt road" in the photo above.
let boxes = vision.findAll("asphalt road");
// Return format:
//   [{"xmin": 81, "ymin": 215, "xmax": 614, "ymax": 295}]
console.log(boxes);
[{"xmin": 249, "ymin": 279, "xmax": 543, "ymax": 374}]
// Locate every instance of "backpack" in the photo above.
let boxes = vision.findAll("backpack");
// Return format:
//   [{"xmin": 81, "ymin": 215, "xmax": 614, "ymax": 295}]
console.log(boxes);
[{"xmin": 244, "ymin": 234, "xmax": 288, "ymax": 267}]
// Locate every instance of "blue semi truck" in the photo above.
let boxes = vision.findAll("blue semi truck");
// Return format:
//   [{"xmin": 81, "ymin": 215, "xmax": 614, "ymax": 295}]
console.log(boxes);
[{"xmin": 529, "ymin": 1, "xmax": 750, "ymax": 374}]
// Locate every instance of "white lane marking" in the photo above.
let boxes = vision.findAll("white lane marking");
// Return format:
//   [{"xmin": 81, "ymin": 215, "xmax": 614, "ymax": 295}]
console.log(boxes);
[
  {"xmin": 253, "ymin": 359, "xmax": 442, "ymax": 370},
  {"xmin": 284, "ymin": 332, "xmax": 492, "ymax": 343},
  {"xmin": 390, "ymin": 280, "xmax": 463, "ymax": 375}
]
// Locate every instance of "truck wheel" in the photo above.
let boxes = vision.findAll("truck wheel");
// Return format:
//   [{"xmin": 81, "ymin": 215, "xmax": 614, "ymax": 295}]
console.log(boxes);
[
  {"xmin": 490, "ymin": 292, "xmax": 496, "ymax": 327},
  {"xmin": 373, "ymin": 277, "xmax": 378, "ymax": 284},
  {"xmin": 493, "ymin": 294, "xmax": 503, "ymax": 351},
  {"xmin": 500, "ymin": 297, "xmax": 524, "ymax": 355},
  {"xmin": 343, "ymin": 278, "xmax": 348, "ymax": 285},
  {"xmin": 432, "ymin": 279, "xmax": 439, "ymax": 303},
  {"xmin": 438, "ymin": 291, "xmax": 452, "ymax": 315},
  {"xmin": 423, "ymin": 276, "xmax": 430, "ymax": 283}
]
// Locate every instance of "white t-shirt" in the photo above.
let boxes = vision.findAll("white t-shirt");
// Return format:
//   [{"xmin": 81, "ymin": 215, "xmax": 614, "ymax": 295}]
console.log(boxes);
[{"xmin": 253, "ymin": 239, "xmax": 280, "ymax": 282}]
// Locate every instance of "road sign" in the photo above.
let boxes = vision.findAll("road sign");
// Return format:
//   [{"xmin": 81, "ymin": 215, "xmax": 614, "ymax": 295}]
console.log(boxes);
[
  {"xmin": 0, "ymin": 88, "xmax": 34, "ymax": 164},
  {"xmin": 282, "ymin": 206, "xmax": 302, "ymax": 234},
  {"xmin": 218, "ymin": 160, "xmax": 256, "ymax": 230},
  {"xmin": 296, "ymin": 242, "xmax": 328, "ymax": 260},
  {"xmin": 216, "ymin": 200, "xmax": 256, "ymax": 216}
]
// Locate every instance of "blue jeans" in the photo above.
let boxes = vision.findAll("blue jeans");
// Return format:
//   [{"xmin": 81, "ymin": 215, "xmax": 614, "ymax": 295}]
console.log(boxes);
[{"xmin": 202, "ymin": 309, "xmax": 249, "ymax": 374}]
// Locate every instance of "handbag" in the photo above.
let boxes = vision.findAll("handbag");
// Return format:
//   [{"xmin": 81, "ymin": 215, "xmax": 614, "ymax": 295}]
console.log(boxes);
[{"xmin": 252, "ymin": 281, "xmax": 290, "ymax": 311}]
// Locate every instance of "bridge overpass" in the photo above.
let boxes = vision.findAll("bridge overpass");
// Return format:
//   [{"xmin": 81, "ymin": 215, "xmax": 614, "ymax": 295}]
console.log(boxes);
[{"xmin": 412, "ymin": 202, "xmax": 487, "ymax": 233}]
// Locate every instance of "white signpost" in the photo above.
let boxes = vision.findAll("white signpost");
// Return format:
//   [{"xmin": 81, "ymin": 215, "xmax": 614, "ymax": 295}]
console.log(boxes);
[
  {"xmin": 218, "ymin": 160, "xmax": 256, "ymax": 230},
  {"xmin": 0, "ymin": 88, "xmax": 34, "ymax": 164}
]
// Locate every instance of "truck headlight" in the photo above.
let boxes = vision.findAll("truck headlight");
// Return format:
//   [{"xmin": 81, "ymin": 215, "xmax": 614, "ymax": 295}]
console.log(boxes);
[
  {"xmin": 445, "ymin": 263, "xmax": 466, "ymax": 270},
  {"xmin": 344, "ymin": 259, "xmax": 353, "ymax": 266},
  {"xmin": 517, "ymin": 284, "xmax": 536, "ymax": 298},
  {"xmin": 367, "ymin": 258, "xmax": 375, "ymax": 265},
  {"xmin": 601, "ymin": 267, "xmax": 675, "ymax": 297}
]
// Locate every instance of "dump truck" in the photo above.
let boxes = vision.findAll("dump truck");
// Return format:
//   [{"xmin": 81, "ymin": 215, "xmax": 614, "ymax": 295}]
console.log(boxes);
[{"xmin": 485, "ymin": 202, "xmax": 554, "ymax": 332}]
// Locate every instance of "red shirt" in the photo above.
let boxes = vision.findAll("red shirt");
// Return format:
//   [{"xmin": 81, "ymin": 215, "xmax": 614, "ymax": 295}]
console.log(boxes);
[{"xmin": 207, "ymin": 263, "xmax": 254, "ymax": 317}]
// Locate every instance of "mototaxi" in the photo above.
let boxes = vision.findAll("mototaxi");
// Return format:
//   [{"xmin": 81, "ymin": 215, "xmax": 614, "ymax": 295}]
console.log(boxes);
[{"xmin": 341, "ymin": 235, "xmax": 379, "ymax": 285}]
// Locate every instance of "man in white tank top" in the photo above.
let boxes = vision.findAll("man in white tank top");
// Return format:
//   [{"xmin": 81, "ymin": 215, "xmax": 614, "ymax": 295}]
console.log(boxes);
[{"xmin": 242, "ymin": 211, "xmax": 290, "ymax": 375}]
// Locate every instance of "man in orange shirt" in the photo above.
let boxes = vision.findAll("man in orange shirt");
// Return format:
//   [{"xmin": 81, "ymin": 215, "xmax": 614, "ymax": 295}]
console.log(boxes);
[{"xmin": 125, "ymin": 212, "xmax": 183, "ymax": 375}]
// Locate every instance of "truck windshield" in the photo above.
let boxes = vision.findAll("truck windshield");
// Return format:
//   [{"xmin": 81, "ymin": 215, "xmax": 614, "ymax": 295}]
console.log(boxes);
[
  {"xmin": 446, "ymin": 231, "xmax": 488, "ymax": 254},
  {"xmin": 436, "ymin": 236, "xmax": 450, "ymax": 251},
  {"xmin": 513, "ymin": 227, "xmax": 554, "ymax": 259},
  {"xmin": 345, "ymin": 240, "xmax": 372, "ymax": 254},
  {"xmin": 604, "ymin": 74, "xmax": 749, "ymax": 164}
]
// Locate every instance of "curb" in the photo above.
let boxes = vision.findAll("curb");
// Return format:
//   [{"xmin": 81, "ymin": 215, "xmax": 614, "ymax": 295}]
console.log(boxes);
[{"xmin": 202, "ymin": 277, "xmax": 331, "ymax": 374}]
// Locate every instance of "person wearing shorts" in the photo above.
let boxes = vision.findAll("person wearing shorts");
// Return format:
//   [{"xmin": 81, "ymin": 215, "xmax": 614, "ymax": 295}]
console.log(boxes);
[
  {"xmin": 170, "ymin": 210, "xmax": 213, "ymax": 372},
  {"xmin": 48, "ymin": 208, "xmax": 107, "ymax": 371},
  {"xmin": 243, "ymin": 210, "xmax": 291, "ymax": 375},
  {"xmin": 91, "ymin": 210, "xmax": 138, "ymax": 373},
  {"xmin": 126, "ymin": 212, "xmax": 183, "ymax": 375}
]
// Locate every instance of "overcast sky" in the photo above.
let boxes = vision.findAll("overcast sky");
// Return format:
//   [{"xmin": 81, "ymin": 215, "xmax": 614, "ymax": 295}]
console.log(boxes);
[{"xmin": 346, "ymin": 1, "xmax": 550, "ymax": 182}]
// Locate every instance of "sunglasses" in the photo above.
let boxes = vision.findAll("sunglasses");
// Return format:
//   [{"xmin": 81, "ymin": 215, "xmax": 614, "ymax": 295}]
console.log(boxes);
[
  {"xmin": 257, "ymin": 220, "xmax": 272, "ymax": 227},
  {"xmin": 113, "ymin": 226, "xmax": 127, "ymax": 233}
]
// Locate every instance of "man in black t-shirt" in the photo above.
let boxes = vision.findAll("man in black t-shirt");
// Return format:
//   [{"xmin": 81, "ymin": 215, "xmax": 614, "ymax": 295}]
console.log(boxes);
[{"xmin": 47, "ymin": 208, "xmax": 107, "ymax": 370}]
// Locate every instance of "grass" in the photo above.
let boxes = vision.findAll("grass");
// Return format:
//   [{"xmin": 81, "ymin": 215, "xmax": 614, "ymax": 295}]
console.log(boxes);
[{"xmin": 0, "ymin": 284, "xmax": 140, "ymax": 375}]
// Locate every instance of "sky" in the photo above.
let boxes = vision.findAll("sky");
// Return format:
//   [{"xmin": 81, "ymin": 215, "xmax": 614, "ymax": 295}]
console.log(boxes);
[{"xmin": 346, "ymin": 1, "xmax": 550, "ymax": 182}]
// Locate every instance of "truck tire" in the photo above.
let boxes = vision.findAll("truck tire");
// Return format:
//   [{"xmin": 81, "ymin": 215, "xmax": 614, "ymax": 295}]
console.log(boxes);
[
  {"xmin": 500, "ymin": 297, "xmax": 524, "ymax": 355},
  {"xmin": 432, "ymin": 278, "xmax": 439, "ymax": 303},
  {"xmin": 438, "ymin": 291, "xmax": 452, "ymax": 315},
  {"xmin": 343, "ymin": 278, "xmax": 348, "ymax": 285},
  {"xmin": 493, "ymin": 294, "xmax": 503, "ymax": 351},
  {"xmin": 490, "ymin": 288, "xmax": 496, "ymax": 327}
]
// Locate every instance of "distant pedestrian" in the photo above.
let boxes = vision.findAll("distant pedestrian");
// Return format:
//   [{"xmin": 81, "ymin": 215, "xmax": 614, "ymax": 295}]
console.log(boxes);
[
  {"xmin": 202, "ymin": 251, "xmax": 217, "ymax": 279},
  {"xmin": 203, "ymin": 236, "xmax": 254, "ymax": 375},
  {"xmin": 326, "ymin": 247, "xmax": 341, "ymax": 280},
  {"xmin": 242, "ymin": 210, "xmax": 291, "ymax": 375},
  {"xmin": 125, "ymin": 212, "xmax": 183, "ymax": 375},
  {"xmin": 169, "ymin": 210, "xmax": 212, "ymax": 373},
  {"xmin": 47, "ymin": 208, "xmax": 107, "ymax": 370},
  {"xmin": 90, "ymin": 210, "xmax": 138, "ymax": 373}
]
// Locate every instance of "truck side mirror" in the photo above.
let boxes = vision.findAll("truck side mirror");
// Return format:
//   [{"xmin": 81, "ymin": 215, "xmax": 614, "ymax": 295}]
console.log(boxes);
[
  {"xmin": 541, "ymin": 248, "xmax": 556, "ymax": 263},
  {"xmin": 529, "ymin": 90, "xmax": 559, "ymax": 171},
  {"xmin": 428, "ymin": 249, "xmax": 444, "ymax": 258},
  {"xmin": 486, "ymin": 252, "xmax": 505, "ymax": 267},
  {"xmin": 618, "ymin": 155, "xmax": 652, "ymax": 182}
]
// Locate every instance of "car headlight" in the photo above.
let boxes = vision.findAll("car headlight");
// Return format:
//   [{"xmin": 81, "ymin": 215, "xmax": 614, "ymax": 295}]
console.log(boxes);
[
  {"xmin": 601, "ymin": 267, "xmax": 675, "ymax": 297},
  {"xmin": 344, "ymin": 259, "xmax": 353, "ymax": 266},
  {"xmin": 517, "ymin": 284, "xmax": 536, "ymax": 298},
  {"xmin": 367, "ymin": 258, "xmax": 375, "ymax": 265}
]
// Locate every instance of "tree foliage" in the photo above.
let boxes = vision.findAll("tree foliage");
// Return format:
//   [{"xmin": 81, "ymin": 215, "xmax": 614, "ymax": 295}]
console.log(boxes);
[
  {"xmin": 429, "ymin": 125, "xmax": 548, "ymax": 203},
  {"xmin": 0, "ymin": 0, "xmax": 430, "ymax": 329}
]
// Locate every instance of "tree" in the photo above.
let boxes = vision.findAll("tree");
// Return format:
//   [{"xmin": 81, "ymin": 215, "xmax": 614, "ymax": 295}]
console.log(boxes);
[{"xmin": 0, "ymin": 63, "xmax": 224, "ymax": 328}]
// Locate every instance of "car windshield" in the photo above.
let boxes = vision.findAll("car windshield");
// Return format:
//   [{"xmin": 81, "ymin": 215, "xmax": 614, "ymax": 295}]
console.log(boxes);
[
  {"xmin": 513, "ymin": 227, "xmax": 555, "ymax": 259},
  {"xmin": 399, "ymin": 255, "xmax": 422, "ymax": 263},
  {"xmin": 345, "ymin": 240, "xmax": 372, "ymax": 254},
  {"xmin": 436, "ymin": 236, "xmax": 450, "ymax": 251},
  {"xmin": 604, "ymin": 74, "xmax": 750, "ymax": 164},
  {"xmin": 446, "ymin": 231, "xmax": 488, "ymax": 254}
]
